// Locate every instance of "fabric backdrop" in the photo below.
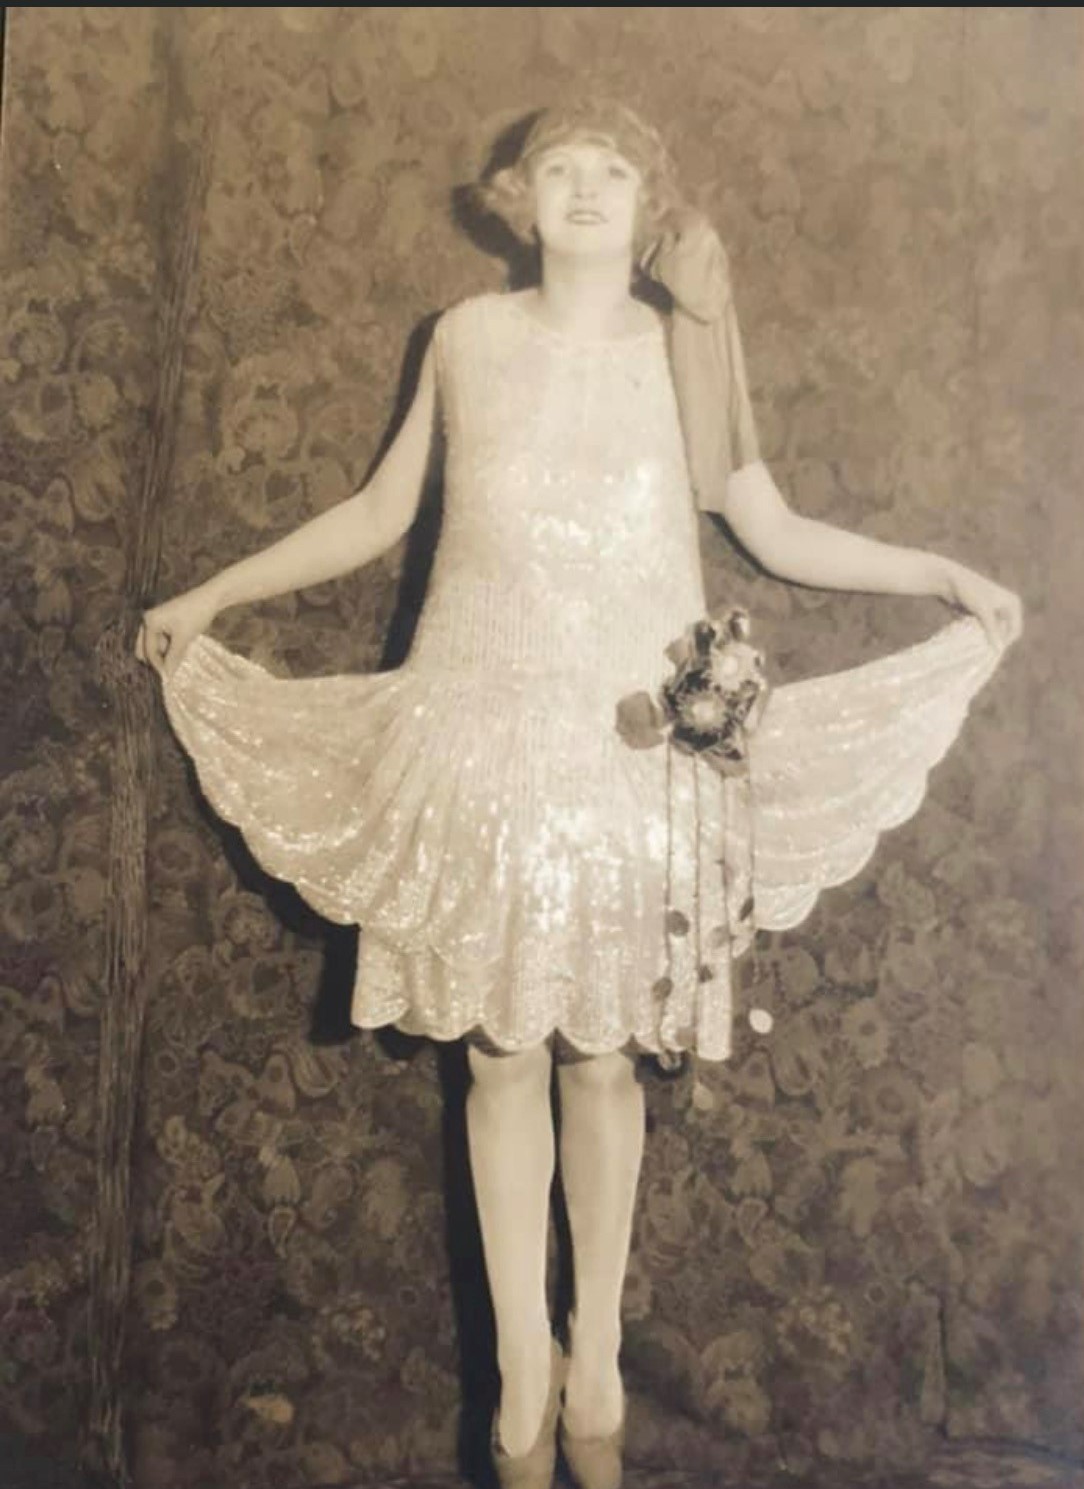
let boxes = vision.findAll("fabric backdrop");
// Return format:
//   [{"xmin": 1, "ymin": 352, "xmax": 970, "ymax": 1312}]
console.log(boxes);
[{"xmin": 1, "ymin": 8, "xmax": 1082, "ymax": 1488}]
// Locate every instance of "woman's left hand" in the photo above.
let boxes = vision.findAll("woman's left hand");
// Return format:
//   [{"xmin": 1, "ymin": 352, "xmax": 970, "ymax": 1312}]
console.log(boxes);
[{"xmin": 939, "ymin": 560, "xmax": 1024, "ymax": 649}]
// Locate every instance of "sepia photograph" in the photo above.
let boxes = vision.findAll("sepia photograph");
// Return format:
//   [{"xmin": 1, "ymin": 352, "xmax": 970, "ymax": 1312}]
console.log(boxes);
[{"xmin": 1, "ymin": 9, "xmax": 1081, "ymax": 1489}]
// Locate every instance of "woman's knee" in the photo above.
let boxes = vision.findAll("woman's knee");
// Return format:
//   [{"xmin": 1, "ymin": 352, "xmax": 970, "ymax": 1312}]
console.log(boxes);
[
  {"xmin": 466, "ymin": 1036, "xmax": 552, "ymax": 1097},
  {"xmin": 558, "ymin": 1048, "xmax": 640, "ymax": 1099}
]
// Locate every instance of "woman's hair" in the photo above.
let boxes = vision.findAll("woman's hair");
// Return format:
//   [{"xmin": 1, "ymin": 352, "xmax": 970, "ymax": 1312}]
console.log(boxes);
[{"xmin": 473, "ymin": 99, "xmax": 685, "ymax": 255}]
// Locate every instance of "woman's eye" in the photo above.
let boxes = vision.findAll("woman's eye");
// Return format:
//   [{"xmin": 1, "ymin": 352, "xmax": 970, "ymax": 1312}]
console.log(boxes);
[{"xmin": 608, "ymin": 165, "xmax": 631, "ymax": 180}]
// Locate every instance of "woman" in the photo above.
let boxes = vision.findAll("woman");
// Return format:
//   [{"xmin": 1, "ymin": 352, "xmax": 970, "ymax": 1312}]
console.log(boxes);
[{"xmin": 137, "ymin": 101, "xmax": 1021, "ymax": 1489}]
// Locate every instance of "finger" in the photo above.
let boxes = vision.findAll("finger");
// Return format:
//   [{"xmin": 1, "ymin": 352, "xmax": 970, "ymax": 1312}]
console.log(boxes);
[
  {"xmin": 974, "ymin": 604, "xmax": 1000, "ymax": 649},
  {"xmin": 155, "ymin": 630, "xmax": 173, "ymax": 679},
  {"xmin": 989, "ymin": 598, "xmax": 1011, "ymax": 647},
  {"xmin": 140, "ymin": 625, "xmax": 160, "ymax": 670},
  {"xmin": 140, "ymin": 626, "xmax": 163, "ymax": 677},
  {"xmin": 134, "ymin": 622, "xmax": 145, "ymax": 663}
]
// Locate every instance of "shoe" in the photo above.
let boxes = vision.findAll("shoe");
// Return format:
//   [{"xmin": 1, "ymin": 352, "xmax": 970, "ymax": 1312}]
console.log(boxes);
[
  {"xmin": 491, "ymin": 1335, "xmax": 566, "ymax": 1489},
  {"xmin": 558, "ymin": 1391, "xmax": 626, "ymax": 1489}
]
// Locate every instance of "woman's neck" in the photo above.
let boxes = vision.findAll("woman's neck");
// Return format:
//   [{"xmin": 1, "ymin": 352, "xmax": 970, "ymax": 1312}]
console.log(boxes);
[{"xmin": 534, "ymin": 253, "xmax": 637, "ymax": 339}]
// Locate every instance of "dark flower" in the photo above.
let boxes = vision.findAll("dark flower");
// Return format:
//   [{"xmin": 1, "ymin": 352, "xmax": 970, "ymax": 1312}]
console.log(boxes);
[{"xmin": 658, "ymin": 609, "xmax": 769, "ymax": 773}]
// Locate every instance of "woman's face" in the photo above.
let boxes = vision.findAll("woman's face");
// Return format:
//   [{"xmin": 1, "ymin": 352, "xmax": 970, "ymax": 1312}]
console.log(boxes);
[{"xmin": 529, "ymin": 139, "xmax": 643, "ymax": 261}]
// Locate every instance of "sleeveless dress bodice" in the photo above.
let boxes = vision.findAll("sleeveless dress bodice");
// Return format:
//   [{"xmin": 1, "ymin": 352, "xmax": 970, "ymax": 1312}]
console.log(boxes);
[{"xmin": 412, "ymin": 295, "xmax": 703, "ymax": 696}]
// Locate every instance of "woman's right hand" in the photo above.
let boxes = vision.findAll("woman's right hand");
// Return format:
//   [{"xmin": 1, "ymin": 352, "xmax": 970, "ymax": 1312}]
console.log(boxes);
[{"xmin": 134, "ymin": 584, "xmax": 220, "ymax": 680}]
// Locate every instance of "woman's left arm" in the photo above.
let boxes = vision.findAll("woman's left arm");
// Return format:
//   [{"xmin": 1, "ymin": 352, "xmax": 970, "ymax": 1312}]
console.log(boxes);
[{"xmin": 719, "ymin": 461, "xmax": 1023, "ymax": 648}]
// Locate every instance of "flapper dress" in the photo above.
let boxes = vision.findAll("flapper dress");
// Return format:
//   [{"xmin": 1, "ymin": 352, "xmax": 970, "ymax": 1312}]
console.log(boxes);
[{"xmin": 161, "ymin": 293, "xmax": 1002, "ymax": 1060}]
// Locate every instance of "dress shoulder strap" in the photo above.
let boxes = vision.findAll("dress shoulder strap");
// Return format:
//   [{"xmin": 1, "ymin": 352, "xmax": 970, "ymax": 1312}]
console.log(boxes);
[{"xmin": 433, "ymin": 294, "xmax": 506, "ymax": 430}]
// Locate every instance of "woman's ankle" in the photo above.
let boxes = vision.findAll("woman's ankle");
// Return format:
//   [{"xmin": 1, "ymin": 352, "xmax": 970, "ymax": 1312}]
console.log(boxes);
[
  {"xmin": 495, "ymin": 1330, "xmax": 557, "ymax": 1456},
  {"xmin": 566, "ymin": 1310, "xmax": 621, "ymax": 1365},
  {"xmin": 561, "ymin": 1360, "xmax": 624, "ymax": 1439}
]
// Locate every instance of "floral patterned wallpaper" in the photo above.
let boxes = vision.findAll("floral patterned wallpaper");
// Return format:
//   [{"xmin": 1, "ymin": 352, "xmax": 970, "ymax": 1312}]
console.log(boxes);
[{"xmin": 2, "ymin": 8, "xmax": 1081, "ymax": 1488}]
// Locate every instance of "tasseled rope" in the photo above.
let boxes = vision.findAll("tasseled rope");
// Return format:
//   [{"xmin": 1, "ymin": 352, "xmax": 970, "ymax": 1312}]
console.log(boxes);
[
  {"xmin": 83, "ymin": 60, "xmax": 219, "ymax": 1487},
  {"xmin": 656, "ymin": 735, "xmax": 761, "ymax": 1107}
]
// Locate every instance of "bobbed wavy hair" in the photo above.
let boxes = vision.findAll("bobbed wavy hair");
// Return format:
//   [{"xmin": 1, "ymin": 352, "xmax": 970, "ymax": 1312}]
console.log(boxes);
[{"xmin": 472, "ymin": 99, "xmax": 686, "ymax": 258}]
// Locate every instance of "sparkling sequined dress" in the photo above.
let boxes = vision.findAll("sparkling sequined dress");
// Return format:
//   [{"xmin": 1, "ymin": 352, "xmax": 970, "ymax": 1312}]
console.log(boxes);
[{"xmin": 162, "ymin": 293, "xmax": 1003, "ymax": 1061}]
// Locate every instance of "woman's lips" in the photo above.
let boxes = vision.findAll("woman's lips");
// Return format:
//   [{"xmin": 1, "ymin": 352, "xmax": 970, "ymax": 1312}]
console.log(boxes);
[{"xmin": 567, "ymin": 209, "xmax": 606, "ymax": 223}]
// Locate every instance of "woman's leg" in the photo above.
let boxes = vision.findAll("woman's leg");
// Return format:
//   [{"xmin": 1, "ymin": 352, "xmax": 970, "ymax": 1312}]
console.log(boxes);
[
  {"xmin": 556, "ymin": 1048, "xmax": 646, "ymax": 1437},
  {"xmin": 466, "ymin": 1038, "xmax": 556, "ymax": 1455}
]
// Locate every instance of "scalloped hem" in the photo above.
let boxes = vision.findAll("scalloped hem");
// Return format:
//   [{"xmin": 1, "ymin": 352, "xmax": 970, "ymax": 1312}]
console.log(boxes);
[
  {"xmin": 349, "ymin": 918, "xmax": 738, "ymax": 1063},
  {"xmin": 349, "ymin": 1002, "xmax": 733, "ymax": 1065}
]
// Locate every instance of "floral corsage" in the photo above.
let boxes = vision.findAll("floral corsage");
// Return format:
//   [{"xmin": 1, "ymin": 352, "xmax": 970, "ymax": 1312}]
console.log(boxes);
[
  {"xmin": 617, "ymin": 608, "xmax": 770, "ymax": 1089},
  {"xmin": 617, "ymin": 607, "xmax": 769, "ymax": 766}
]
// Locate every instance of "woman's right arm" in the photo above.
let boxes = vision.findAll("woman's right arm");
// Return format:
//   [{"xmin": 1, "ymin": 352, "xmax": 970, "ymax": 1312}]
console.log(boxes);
[{"xmin": 136, "ymin": 342, "xmax": 439, "ymax": 677}]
